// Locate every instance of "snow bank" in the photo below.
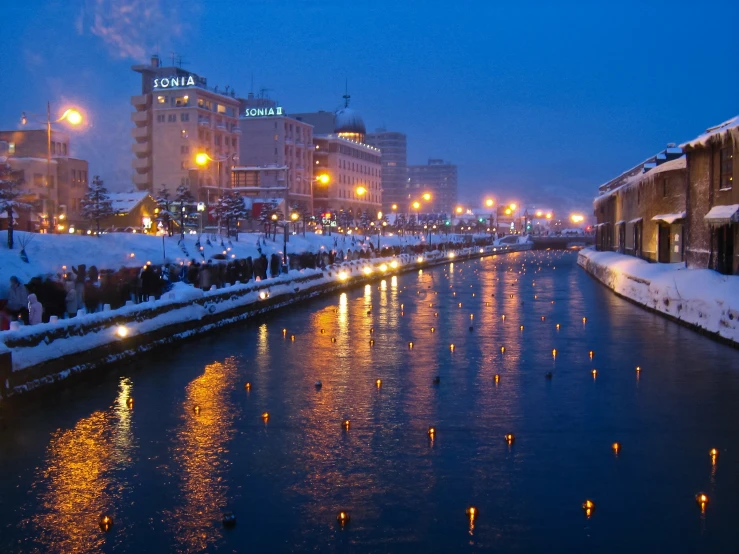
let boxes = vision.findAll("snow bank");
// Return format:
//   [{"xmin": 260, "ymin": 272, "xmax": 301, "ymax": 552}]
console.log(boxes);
[
  {"xmin": 0, "ymin": 230, "xmax": 484, "ymax": 298},
  {"xmin": 578, "ymin": 248, "xmax": 739, "ymax": 345}
]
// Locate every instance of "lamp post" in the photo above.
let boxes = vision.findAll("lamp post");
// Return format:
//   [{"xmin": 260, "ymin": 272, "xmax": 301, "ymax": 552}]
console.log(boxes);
[
  {"xmin": 194, "ymin": 152, "xmax": 237, "ymax": 206},
  {"xmin": 376, "ymin": 210, "xmax": 383, "ymax": 251},
  {"xmin": 197, "ymin": 202, "xmax": 205, "ymax": 235},
  {"xmin": 485, "ymin": 198, "xmax": 495, "ymax": 237},
  {"xmin": 21, "ymin": 104, "xmax": 83, "ymax": 231}
]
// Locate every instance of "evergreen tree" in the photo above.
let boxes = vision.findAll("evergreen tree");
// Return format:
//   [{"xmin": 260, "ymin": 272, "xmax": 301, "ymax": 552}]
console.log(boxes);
[
  {"xmin": 155, "ymin": 185, "xmax": 174, "ymax": 236},
  {"xmin": 0, "ymin": 162, "xmax": 30, "ymax": 249},
  {"xmin": 175, "ymin": 185, "xmax": 195, "ymax": 239},
  {"xmin": 359, "ymin": 210, "xmax": 370, "ymax": 230},
  {"xmin": 80, "ymin": 175, "xmax": 114, "ymax": 236},
  {"xmin": 259, "ymin": 202, "xmax": 275, "ymax": 235},
  {"xmin": 215, "ymin": 193, "xmax": 248, "ymax": 239}
]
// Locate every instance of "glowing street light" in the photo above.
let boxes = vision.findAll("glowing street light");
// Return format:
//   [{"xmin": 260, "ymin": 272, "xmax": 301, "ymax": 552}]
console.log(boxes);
[
  {"xmin": 317, "ymin": 173, "xmax": 330, "ymax": 185},
  {"xmin": 194, "ymin": 152, "xmax": 210, "ymax": 166},
  {"xmin": 422, "ymin": 192, "xmax": 432, "ymax": 201},
  {"xmin": 571, "ymin": 214, "xmax": 585, "ymax": 224},
  {"xmin": 485, "ymin": 198, "xmax": 494, "ymax": 208},
  {"xmin": 356, "ymin": 185, "xmax": 367, "ymax": 196},
  {"xmin": 455, "ymin": 206, "xmax": 464, "ymax": 214},
  {"xmin": 391, "ymin": 204, "xmax": 398, "ymax": 211},
  {"xmin": 412, "ymin": 201, "xmax": 421, "ymax": 210}
]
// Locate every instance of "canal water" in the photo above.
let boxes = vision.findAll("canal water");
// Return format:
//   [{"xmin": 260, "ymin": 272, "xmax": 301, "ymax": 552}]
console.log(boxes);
[{"xmin": 1, "ymin": 251, "xmax": 738, "ymax": 553}]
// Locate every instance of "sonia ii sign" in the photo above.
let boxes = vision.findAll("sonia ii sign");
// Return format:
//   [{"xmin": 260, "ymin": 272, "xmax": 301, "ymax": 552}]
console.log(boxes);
[{"xmin": 244, "ymin": 107, "xmax": 284, "ymax": 117}]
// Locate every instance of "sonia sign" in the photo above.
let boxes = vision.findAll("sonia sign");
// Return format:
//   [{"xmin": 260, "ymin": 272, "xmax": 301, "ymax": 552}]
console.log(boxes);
[{"xmin": 154, "ymin": 75, "xmax": 196, "ymax": 88}]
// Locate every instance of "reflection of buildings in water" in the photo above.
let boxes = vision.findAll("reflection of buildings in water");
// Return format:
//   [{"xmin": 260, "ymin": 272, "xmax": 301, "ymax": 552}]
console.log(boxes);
[
  {"xmin": 26, "ymin": 377, "xmax": 136, "ymax": 553},
  {"xmin": 167, "ymin": 358, "xmax": 239, "ymax": 553}
]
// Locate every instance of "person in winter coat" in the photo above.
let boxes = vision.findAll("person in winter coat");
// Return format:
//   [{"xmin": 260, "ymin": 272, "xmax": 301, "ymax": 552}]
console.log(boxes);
[
  {"xmin": 65, "ymin": 280, "xmax": 78, "ymax": 317},
  {"xmin": 27, "ymin": 293, "xmax": 42, "ymax": 325},
  {"xmin": 5, "ymin": 276, "xmax": 29, "ymax": 323},
  {"xmin": 269, "ymin": 253, "xmax": 281, "ymax": 277},
  {"xmin": 199, "ymin": 261, "xmax": 212, "ymax": 290}
]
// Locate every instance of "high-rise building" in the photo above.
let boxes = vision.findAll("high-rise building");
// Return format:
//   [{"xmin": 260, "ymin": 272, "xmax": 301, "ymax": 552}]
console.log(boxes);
[
  {"xmin": 131, "ymin": 56, "xmax": 242, "ymax": 200},
  {"xmin": 407, "ymin": 159, "xmax": 458, "ymax": 214},
  {"xmin": 0, "ymin": 129, "xmax": 88, "ymax": 230},
  {"xmin": 293, "ymin": 95, "xmax": 382, "ymax": 218},
  {"xmin": 237, "ymin": 94, "xmax": 314, "ymax": 212},
  {"xmin": 365, "ymin": 129, "xmax": 407, "ymax": 213}
]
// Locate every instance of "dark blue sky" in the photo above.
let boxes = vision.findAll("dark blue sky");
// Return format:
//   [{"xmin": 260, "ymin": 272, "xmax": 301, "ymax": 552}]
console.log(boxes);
[{"xmin": 2, "ymin": 0, "xmax": 737, "ymax": 215}]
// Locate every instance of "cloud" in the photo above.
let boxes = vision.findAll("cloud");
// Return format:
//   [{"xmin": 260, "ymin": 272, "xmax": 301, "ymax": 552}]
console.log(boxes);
[{"xmin": 78, "ymin": 0, "xmax": 193, "ymax": 62}]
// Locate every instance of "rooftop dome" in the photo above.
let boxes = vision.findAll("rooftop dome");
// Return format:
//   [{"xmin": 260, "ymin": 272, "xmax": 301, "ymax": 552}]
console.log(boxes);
[{"xmin": 334, "ymin": 107, "xmax": 366, "ymax": 136}]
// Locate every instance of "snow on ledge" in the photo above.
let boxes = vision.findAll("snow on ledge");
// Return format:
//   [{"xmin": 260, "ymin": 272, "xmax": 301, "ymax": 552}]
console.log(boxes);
[
  {"xmin": 651, "ymin": 212, "xmax": 686, "ymax": 224},
  {"xmin": 704, "ymin": 204, "xmax": 739, "ymax": 226},
  {"xmin": 578, "ymin": 248, "xmax": 739, "ymax": 345}
]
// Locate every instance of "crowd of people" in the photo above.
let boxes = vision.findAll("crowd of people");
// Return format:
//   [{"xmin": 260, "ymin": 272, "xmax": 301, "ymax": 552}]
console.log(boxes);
[{"xmin": 0, "ymin": 237, "xmax": 486, "ymax": 329}]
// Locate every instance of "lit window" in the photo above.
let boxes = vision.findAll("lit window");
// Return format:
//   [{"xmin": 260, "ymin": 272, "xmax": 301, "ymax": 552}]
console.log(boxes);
[
  {"xmin": 157, "ymin": 95, "xmax": 166, "ymax": 104},
  {"xmin": 8, "ymin": 142, "xmax": 15, "ymax": 154}
]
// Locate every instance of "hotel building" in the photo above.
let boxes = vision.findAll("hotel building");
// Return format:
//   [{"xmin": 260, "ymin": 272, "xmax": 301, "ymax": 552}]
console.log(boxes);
[
  {"xmin": 131, "ymin": 56, "xmax": 242, "ymax": 201},
  {"xmin": 365, "ymin": 129, "xmax": 408, "ymax": 213},
  {"xmin": 236, "ymin": 94, "xmax": 314, "ymax": 212},
  {"xmin": 293, "ymin": 97, "xmax": 382, "ymax": 217}
]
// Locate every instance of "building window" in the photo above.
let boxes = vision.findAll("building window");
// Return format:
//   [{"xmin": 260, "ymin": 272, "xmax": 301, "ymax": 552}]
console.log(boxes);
[
  {"xmin": 181, "ymin": 145, "xmax": 190, "ymax": 154},
  {"xmin": 157, "ymin": 114, "xmax": 165, "ymax": 123},
  {"xmin": 181, "ymin": 113, "xmax": 190, "ymax": 122},
  {"xmin": 719, "ymin": 142, "xmax": 733, "ymax": 190},
  {"xmin": 175, "ymin": 96, "xmax": 189, "ymax": 107},
  {"xmin": 168, "ymin": 114, "xmax": 177, "ymax": 122},
  {"xmin": 62, "ymin": 143, "xmax": 67, "ymax": 156},
  {"xmin": 181, "ymin": 161, "xmax": 188, "ymax": 170},
  {"xmin": 157, "ymin": 95, "xmax": 166, "ymax": 104},
  {"xmin": 181, "ymin": 129, "xmax": 188, "ymax": 138},
  {"xmin": 232, "ymin": 139, "xmax": 237, "ymax": 150}
]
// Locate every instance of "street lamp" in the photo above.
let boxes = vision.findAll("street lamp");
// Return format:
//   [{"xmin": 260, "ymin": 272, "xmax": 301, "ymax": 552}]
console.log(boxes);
[
  {"xmin": 194, "ymin": 152, "xmax": 237, "ymax": 205},
  {"xmin": 484, "ymin": 198, "xmax": 495, "ymax": 237},
  {"xmin": 21, "ymin": 103, "xmax": 84, "ymax": 231},
  {"xmin": 571, "ymin": 214, "xmax": 584, "ymax": 224},
  {"xmin": 197, "ymin": 201, "xmax": 205, "ymax": 235},
  {"xmin": 356, "ymin": 185, "xmax": 367, "ymax": 197}
]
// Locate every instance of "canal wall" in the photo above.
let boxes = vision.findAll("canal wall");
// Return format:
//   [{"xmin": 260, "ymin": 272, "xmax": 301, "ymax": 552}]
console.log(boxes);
[
  {"xmin": 578, "ymin": 248, "xmax": 739, "ymax": 347},
  {"xmin": 0, "ymin": 244, "xmax": 521, "ymax": 399}
]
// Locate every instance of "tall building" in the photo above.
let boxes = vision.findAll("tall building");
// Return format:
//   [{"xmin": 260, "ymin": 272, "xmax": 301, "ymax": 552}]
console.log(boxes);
[
  {"xmin": 237, "ymin": 93, "xmax": 314, "ymax": 211},
  {"xmin": 0, "ymin": 129, "xmax": 88, "ymax": 230},
  {"xmin": 131, "ymin": 56, "xmax": 242, "ymax": 200},
  {"xmin": 365, "ymin": 129, "xmax": 407, "ymax": 213},
  {"xmin": 293, "ymin": 95, "xmax": 382, "ymax": 217},
  {"xmin": 407, "ymin": 159, "xmax": 458, "ymax": 214}
]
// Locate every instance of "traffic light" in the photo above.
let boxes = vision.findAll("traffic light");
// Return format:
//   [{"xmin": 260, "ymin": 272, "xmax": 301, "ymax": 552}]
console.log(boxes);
[{"xmin": 445, "ymin": 220, "xmax": 451, "ymax": 226}]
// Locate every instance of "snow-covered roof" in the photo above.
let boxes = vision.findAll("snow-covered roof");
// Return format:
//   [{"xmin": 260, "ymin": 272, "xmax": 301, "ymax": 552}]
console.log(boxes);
[
  {"xmin": 595, "ymin": 155, "xmax": 686, "ymax": 206},
  {"xmin": 107, "ymin": 192, "xmax": 152, "ymax": 214},
  {"xmin": 651, "ymin": 212, "xmax": 686, "ymax": 224},
  {"xmin": 681, "ymin": 116, "xmax": 739, "ymax": 149},
  {"xmin": 704, "ymin": 204, "xmax": 739, "ymax": 226},
  {"xmin": 629, "ymin": 217, "xmax": 643, "ymax": 224}
]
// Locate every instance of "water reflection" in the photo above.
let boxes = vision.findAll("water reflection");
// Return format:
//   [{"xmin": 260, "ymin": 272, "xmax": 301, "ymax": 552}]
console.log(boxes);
[
  {"xmin": 165, "ymin": 357, "xmax": 240, "ymax": 552},
  {"xmin": 22, "ymin": 378, "xmax": 135, "ymax": 553}
]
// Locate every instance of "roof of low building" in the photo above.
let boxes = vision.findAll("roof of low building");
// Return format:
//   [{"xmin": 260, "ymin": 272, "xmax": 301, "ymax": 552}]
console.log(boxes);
[
  {"xmin": 681, "ymin": 116, "xmax": 739, "ymax": 149},
  {"xmin": 107, "ymin": 192, "xmax": 152, "ymax": 214}
]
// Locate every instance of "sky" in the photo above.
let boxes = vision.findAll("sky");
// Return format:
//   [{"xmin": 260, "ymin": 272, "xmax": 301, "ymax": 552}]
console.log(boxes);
[{"xmin": 1, "ymin": 0, "xmax": 738, "ymax": 217}]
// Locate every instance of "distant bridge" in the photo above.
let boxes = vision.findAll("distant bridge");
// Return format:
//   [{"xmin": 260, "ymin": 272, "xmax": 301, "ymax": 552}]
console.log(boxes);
[{"xmin": 531, "ymin": 235, "xmax": 594, "ymax": 250}]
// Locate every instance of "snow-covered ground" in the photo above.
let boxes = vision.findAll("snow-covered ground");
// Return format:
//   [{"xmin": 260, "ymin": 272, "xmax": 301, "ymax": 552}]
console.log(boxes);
[
  {"xmin": 578, "ymin": 248, "xmax": 739, "ymax": 344},
  {"xmin": 0, "ymin": 230, "xmax": 478, "ymax": 298}
]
